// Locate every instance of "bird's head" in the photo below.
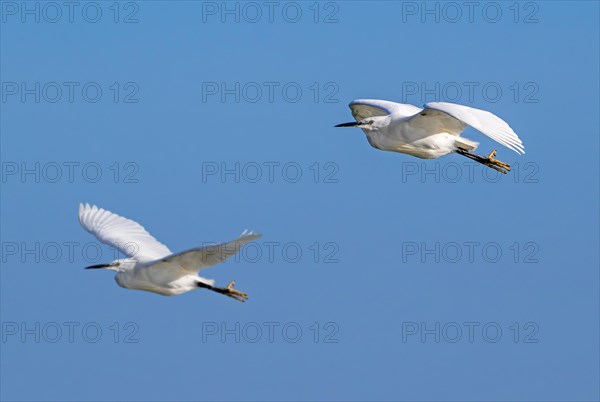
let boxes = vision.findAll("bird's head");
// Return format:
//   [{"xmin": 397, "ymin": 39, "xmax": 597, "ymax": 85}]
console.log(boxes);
[
  {"xmin": 335, "ymin": 115, "xmax": 390, "ymax": 131},
  {"xmin": 85, "ymin": 259, "xmax": 135, "ymax": 272}
]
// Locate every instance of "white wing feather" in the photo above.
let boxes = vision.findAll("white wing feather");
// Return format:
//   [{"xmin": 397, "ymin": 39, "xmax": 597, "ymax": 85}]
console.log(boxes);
[
  {"xmin": 425, "ymin": 102, "xmax": 525, "ymax": 154},
  {"xmin": 161, "ymin": 230, "xmax": 262, "ymax": 272},
  {"xmin": 349, "ymin": 99, "xmax": 422, "ymax": 121},
  {"xmin": 78, "ymin": 203, "xmax": 172, "ymax": 263}
]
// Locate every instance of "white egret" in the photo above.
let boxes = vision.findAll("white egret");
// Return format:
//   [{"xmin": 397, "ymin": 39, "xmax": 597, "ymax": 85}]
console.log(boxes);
[
  {"xmin": 79, "ymin": 203, "xmax": 260, "ymax": 302},
  {"xmin": 336, "ymin": 99, "xmax": 525, "ymax": 173}
]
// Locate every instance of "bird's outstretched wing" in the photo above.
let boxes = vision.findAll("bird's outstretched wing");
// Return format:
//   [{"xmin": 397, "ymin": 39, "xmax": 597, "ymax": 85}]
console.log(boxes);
[
  {"xmin": 423, "ymin": 102, "xmax": 525, "ymax": 154},
  {"xmin": 161, "ymin": 230, "xmax": 262, "ymax": 272},
  {"xmin": 78, "ymin": 203, "xmax": 172, "ymax": 263},
  {"xmin": 349, "ymin": 99, "xmax": 422, "ymax": 121}
]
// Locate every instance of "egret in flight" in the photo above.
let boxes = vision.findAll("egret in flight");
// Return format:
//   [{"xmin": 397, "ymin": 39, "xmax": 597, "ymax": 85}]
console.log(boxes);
[
  {"xmin": 79, "ymin": 203, "xmax": 260, "ymax": 302},
  {"xmin": 336, "ymin": 99, "xmax": 525, "ymax": 173}
]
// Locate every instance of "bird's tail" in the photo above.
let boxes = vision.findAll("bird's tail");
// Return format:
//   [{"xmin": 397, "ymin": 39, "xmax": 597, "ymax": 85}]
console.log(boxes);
[{"xmin": 454, "ymin": 137, "xmax": 479, "ymax": 151}]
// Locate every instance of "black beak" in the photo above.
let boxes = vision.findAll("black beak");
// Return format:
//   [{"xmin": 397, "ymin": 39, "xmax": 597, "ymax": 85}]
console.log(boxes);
[
  {"xmin": 85, "ymin": 263, "xmax": 110, "ymax": 269},
  {"xmin": 335, "ymin": 121, "xmax": 362, "ymax": 127}
]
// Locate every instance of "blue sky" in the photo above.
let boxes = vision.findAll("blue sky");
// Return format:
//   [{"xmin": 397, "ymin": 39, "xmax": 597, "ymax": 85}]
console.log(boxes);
[{"xmin": 1, "ymin": 1, "xmax": 598, "ymax": 401}]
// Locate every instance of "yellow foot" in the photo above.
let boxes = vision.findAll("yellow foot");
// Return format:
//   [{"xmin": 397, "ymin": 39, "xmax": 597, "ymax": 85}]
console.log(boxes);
[
  {"xmin": 486, "ymin": 149, "xmax": 511, "ymax": 172},
  {"xmin": 224, "ymin": 280, "xmax": 248, "ymax": 302}
]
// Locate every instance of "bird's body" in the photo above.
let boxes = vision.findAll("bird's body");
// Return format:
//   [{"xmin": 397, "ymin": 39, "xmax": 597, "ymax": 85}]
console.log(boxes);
[
  {"xmin": 109, "ymin": 259, "xmax": 214, "ymax": 296},
  {"xmin": 79, "ymin": 203, "xmax": 260, "ymax": 301},
  {"xmin": 336, "ymin": 99, "xmax": 525, "ymax": 173}
]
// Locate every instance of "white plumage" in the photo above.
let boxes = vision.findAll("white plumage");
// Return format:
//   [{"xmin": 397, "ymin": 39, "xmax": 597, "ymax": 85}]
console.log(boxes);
[
  {"xmin": 336, "ymin": 99, "xmax": 525, "ymax": 173},
  {"xmin": 79, "ymin": 203, "xmax": 260, "ymax": 302}
]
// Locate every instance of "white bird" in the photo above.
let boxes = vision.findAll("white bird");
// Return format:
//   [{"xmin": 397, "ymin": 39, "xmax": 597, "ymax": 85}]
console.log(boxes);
[
  {"xmin": 336, "ymin": 99, "xmax": 525, "ymax": 173},
  {"xmin": 78, "ymin": 203, "xmax": 261, "ymax": 302}
]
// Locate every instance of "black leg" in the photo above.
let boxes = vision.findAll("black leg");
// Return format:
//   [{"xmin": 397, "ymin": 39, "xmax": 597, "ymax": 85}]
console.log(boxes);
[
  {"xmin": 456, "ymin": 148, "xmax": 510, "ymax": 174},
  {"xmin": 196, "ymin": 280, "xmax": 248, "ymax": 302}
]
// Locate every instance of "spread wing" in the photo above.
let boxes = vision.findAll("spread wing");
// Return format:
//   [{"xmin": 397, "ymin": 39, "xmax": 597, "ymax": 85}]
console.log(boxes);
[
  {"xmin": 349, "ymin": 99, "xmax": 422, "ymax": 121},
  {"xmin": 78, "ymin": 203, "xmax": 172, "ymax": 263},
  {"xmin": 161, "ymin": 230, "xmax": 262, "ymax": 272},
  {"xmin": 423, "ymin": 102, "xmax": 525, "ymax": 154}
]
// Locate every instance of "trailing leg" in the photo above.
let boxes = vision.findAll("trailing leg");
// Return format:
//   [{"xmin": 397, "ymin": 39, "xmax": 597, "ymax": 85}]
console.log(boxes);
[
  {"xmin": 456, "ymin": 147, "xmax": 511, "ymax": 174},
  {"xmin": 197, "ymin": 280, "xmax": 248, "ymax": 302}
]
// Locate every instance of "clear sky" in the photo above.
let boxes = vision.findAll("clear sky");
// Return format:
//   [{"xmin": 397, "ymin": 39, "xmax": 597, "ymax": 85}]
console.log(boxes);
[{"xmin": 1, "ymin": 1, "xmax": 598, "ymax": 401}]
